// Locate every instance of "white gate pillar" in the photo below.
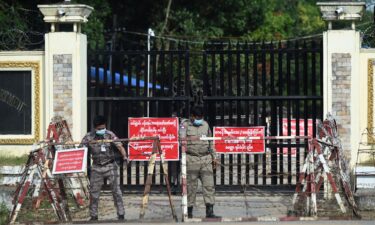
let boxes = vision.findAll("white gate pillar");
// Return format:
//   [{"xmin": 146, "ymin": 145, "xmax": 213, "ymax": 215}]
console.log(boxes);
[
  {"xmin": 318, "ymin": 2, "xmax": 365, "ymax": 166},
  {"xmin": 38, "ymin": 2, "xmax": 93, "ymax": 141}
]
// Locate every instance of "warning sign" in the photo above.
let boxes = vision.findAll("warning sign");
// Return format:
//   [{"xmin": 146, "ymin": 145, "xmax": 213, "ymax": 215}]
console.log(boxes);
[
  {"xmin": 128, "ymin": 117, "xmax": 179, "ymax": 161},
  {"xmin": 214, "ymin": 127, "xmax": 265, "ymax": 154},
  {"xmin": 281, "ymin": 119, "xmax": 314, "ymax": 156},
  {"xmin": 52, "ymin": 148, "xmax": 88, "ymax": 174}
]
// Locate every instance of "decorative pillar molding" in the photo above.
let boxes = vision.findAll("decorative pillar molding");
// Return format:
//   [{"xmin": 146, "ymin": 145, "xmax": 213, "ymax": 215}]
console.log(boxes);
[
  {"xmin": 331, "ymin": 53, "xmax": 351, "ymax": 157},
  {"xmin": 318, "ymin": 2, "xmax": 365, "ymax": 166},
  {"xmin": 38, "ymin": 3, "xmax": 93, "ymax": 142},
  {"xmin": 53, "ymin": 54, "xmax": 73, "ymax": 129}
]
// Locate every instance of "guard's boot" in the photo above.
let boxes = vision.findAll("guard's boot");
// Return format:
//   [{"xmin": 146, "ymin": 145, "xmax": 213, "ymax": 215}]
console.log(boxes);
[
  {"xmin": 118, "ymin": 214, "xmax": 125, "ymax": 220},
  {"xmin": 188, "ymin": 206, "xmax": 193, "ymax": 218},
  {"xmin": 205, "ymin": 204, "xmax": 221, "ymax": 218},
  {"xmin": 89, "ymin": 216, "xmax": 98, "ymax": 221}
]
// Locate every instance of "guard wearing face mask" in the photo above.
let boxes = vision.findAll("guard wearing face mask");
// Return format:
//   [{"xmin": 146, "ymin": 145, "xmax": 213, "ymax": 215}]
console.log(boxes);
[
  {"xmin": 81, "ymin": 115, "xmax": 127, "ymax": 221},
  {"xmin": 180, "ymin": 106, "xmax": 220, "ymax": 219}
]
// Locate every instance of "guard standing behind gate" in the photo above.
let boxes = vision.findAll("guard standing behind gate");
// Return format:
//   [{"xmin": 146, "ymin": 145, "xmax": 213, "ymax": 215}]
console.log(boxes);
[
  {"xmin": 180, "ymin": 106, "xmax": 221, "ymax": 218},
  {"xmin": 81, "ymin": 115, "xmax": 127, "ymax": 221}
]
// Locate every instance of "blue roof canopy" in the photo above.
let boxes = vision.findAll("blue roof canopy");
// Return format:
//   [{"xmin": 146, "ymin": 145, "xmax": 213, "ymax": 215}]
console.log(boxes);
[{"xmin": 90, "ymin": 67, "xmax": 163, "ymax": 89}]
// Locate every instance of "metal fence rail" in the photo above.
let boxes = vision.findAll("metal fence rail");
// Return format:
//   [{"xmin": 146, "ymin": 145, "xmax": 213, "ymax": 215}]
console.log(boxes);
[{"xmin": 87, "ymin": 39, "xmax": 323, "ymax": 189}]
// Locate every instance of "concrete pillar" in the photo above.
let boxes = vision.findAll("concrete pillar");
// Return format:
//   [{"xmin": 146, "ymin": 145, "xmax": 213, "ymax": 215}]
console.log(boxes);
[
  {"xmin": 318, "ymin": 2, "xmax": 365, "ymax": 166},
  {"xmin": 38, "ymin": 3, "xmax": 93, "ymax": 141},
  {"xmin": 323, "ymin": 30, "xmax": 361, "ymax": 163}
]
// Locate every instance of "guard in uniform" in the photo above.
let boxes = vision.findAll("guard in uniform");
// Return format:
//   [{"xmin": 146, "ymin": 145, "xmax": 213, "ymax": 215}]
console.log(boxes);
[
  {"xmin": 180, "ymin": 106, "xmax": 220, "ymax": 218},
  {"xmin": 81, "ymin": 115, "xmax": 127, "ymax": 221}
]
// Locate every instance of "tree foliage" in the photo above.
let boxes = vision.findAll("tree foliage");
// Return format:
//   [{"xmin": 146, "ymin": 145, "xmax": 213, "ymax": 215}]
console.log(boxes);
[
  {"xmin": 73, "ymin": 0, "xmax": 111, "ymax": 49},
  {"xmin": 138, "ymin": 0, "xmax": 326, "ymax": 41},
  {"xmin": 0, "ymin": 0, "xmax": 373, "ymax": 49},
  {"xmin": 0, "ymin": 1, "xmax": 27, "ymax": 32}
]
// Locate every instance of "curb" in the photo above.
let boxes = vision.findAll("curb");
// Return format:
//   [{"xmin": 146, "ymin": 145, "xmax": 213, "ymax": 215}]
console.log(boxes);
[
  {"xmin": 7, "ymin": 216, "xmax": 363, "ymax": 224},
  {"xmin": 185, "ymin": 216, "xmax": 358, "ymax": 222}
]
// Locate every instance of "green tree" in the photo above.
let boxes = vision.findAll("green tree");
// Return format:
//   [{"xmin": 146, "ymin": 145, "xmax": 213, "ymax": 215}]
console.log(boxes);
[
  {"xmin": 0, "ymin": 1, "xmax": 29, "ymax": 49},
  {"xmin": 138, "ymin": 0, "xmax": 326, "ymax": 42},
  {"xmin": 0, "ymin": 0, "xmax": 111, "ymax": 50},
  {"xmin": 153, "ymin": 0, "xmax": 267, "ymax": 40},
  {"xmin": 72, "ymin": 0, "xmax": 111, "ymax": 50},
  {"xmin": 250, "ymin": 0, "xmax": 325, "ymax": 40},
  {"xmin": 1, "ymin": 0, "xmax": 368, "ymax": 49},
  {"xmin": 296, "ymin": 1, "xmax": 325, "ymax": 36}
]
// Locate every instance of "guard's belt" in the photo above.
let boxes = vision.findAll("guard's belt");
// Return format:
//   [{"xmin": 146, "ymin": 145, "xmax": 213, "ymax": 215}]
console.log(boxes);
[
  {"xmin": 186, "ymin": 151, "xmax": 210, "ymax": 157},
  {"xmin": 93, "ymin": 159, "xmax": 114, "ymax": 166}
]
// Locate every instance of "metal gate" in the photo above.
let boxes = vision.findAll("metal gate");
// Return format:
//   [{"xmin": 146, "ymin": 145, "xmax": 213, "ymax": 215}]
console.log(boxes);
[{"xmin": 87, "ymin": 39, "xmax": 323, "ymax": 191}]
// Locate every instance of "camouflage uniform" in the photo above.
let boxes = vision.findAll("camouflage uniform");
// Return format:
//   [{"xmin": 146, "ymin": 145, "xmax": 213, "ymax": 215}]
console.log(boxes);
[
  {"xmin": 81, "ymin": 130, "xmax": 125, "ymax": 218},
  {"xmin": 181, "ymin": 119, "xmax": 215, "ymax": 207}
]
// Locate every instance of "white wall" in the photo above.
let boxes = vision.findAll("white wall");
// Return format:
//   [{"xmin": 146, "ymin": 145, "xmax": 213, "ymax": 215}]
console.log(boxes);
[
  {"xmin": 44, "ymin": 32, "xmax": 87, "ymax": 143},
  {"xmin": 323, "ymin": 30, "xmax": 361, "ymax": 167}
]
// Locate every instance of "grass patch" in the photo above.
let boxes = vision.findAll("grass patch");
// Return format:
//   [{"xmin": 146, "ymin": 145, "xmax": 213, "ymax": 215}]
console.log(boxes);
[
  {"xmin": 358, "ymin": 161, "xmax": 375, "ymax": 166},
  {"xmin": 17, "ymin": 198, "xmax": 57, "ymax": 223},
  {"xmin": 0, "ymin": 202, "xmax": 9, "ymax": 225},
  {"xmin": 9, "ymin": 190, "xmax": 88, "ymax": 223},
  {"xmin": 357, "ymin": 157, "xmax": 375, "ymax": 166},
  {"xmin": 0, "ymin": 154, "xmax": 28, "ymax": 166}
]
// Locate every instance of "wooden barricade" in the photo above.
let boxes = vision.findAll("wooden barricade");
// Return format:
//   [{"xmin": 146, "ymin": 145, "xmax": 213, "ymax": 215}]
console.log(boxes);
[{"xmin": 139, "ymin": 138, "xmax": 178, "ymax": 221}]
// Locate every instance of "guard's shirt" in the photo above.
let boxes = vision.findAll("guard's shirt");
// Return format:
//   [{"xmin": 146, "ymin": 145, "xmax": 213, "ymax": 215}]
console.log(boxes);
[
  {"xmin": 181, "ymin": 120, "xmax": 213, "ymax": 156},
  {"xmin": 81, "ymin": 130, "xmax": 123, "ymax": 166}
]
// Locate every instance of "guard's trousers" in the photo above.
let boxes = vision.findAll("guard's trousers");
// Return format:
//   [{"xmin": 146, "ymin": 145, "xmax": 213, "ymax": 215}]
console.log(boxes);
[
  {"xmin": 89, "ymin": 163, "xmax": 124, "ymax": 217},
  {"xmin": 187, "ymin": 154, "xmax": 215, "ymax": 207}
]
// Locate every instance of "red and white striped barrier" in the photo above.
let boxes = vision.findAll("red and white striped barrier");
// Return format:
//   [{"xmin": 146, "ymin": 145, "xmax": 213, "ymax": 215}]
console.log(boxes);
[
  {"xmin": 180, "ymin": 138, "xmax": 188, "ymax": 222},
  {"xmin": 292, "ymin": 115, "xmax": 359, "ymax": 217}
]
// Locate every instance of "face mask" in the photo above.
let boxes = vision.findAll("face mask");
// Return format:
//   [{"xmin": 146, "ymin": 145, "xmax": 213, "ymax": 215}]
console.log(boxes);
[
  {"xmin": 96, "ymin": 128, "xmax": 106, "ymax": 136},
  {"xmin": 193, "ymin": 119, "xmax": 203, "ymax": 126}
]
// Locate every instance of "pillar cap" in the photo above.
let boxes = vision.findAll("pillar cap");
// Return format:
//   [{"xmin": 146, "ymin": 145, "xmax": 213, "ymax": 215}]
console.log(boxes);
[
  {"xmin": 38, "ymin": 3, "xmax": 94, "ymax": 24},
  {"xmin": 317, "ymin": 2, "xmax": 366, "ymax": 21}
]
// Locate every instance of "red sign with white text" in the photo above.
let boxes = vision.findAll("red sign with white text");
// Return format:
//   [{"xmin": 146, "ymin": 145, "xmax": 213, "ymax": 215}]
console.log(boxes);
[
  {"xmin": 128, "ymin": 142, "xmax": 179, "ymax": 161},
  {"xmin": 281, "ymin": 119, "xmax": 314, "ymax": 156},
  {"xmin": 128, "ymin": 117, "xmax": 179, "ymax": 161},
  {"xmin": 52, "ymin": 148, "xmax": 88, "ymax": 174},
  {"xmin": 214, "ymin": 127, "xmax": 265, "ymax": 154}
]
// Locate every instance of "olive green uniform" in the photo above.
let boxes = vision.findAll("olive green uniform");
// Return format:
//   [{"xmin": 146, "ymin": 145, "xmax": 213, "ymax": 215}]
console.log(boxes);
[
  {"xmin": 81, "ymin": 130, "xmax": 125, "ymax": 218},
  {"xmin": 181, "ymin": 119, "xmax": 215, "ymax": 207}
]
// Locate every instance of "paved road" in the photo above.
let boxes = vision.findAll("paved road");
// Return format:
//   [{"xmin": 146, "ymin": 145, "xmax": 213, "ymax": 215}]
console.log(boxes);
[
  {"xmin": 72, "ymin": 221, "xmax": 374, "ymax": 225},
  {"xmin": 68, "ymin": 193, "xmax": 374, "ymax": 225},
  {"xmin": 6, "ymin": 190, "xmax": 374, "ymax": 224},
  {"xmin": 71, "ymin": 194, "xmax": 292, "ymax": 221}
]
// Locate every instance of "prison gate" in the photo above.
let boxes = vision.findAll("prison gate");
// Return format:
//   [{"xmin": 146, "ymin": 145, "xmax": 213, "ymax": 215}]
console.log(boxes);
[{"xmin": 87, "ymin": 39, "xmax": 323, "ymax": 191}]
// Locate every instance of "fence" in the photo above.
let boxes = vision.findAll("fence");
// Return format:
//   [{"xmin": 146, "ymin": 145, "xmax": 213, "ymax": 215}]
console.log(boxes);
[{"xmin": 87, "ymin": 38, "xmax": 323, "ymax": 190}]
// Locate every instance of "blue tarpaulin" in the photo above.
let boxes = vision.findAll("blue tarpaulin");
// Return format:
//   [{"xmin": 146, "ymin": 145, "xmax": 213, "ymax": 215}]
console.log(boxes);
[{"xmin": 90, "ymin": 67, "xmax": 163, "ymax": 89}]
